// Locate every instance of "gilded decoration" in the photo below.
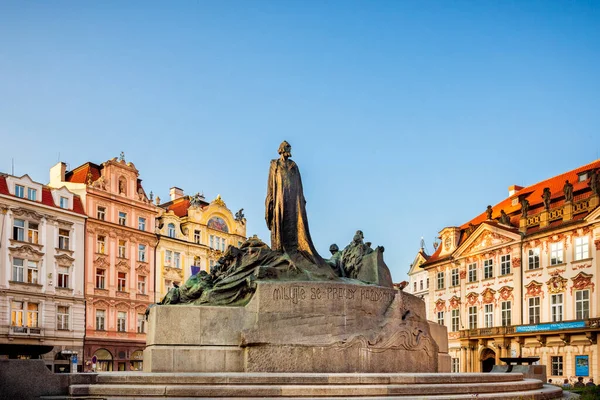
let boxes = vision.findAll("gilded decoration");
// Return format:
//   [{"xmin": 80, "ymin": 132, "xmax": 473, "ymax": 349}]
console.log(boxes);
[
  {"xmin": 55, "ymin": 253, "xmax": 75, "ymax": 267},
  {"xmin": 498, "ymin": 286, "xmax": 514, "ymax": 301},
  {"xmin": 463, "ymin": 230, "xmax": 512, "ymax": 255},
  {"xmin": 212, "ymin": 195, "xmax": 226, "ymax": 207},
  {"xmin": 481, "ymin": 288, "xmax": 496, "ymax": 304},
  {"xmin": 546, "ymin": 275, "xmax": 568, "ymax": 294},
  {"xmin": 207, "ymin": 216, "xmax": 229, "ymax": 233},
  {"xmin": 449, "ymin": 296, "xmax": 461, "ymax": 309},
  {"xmin": 571, "ymin": 272, "xmax": 595, "ymax": 294},
  {"xmin": 9, "ymin": 244, "xmax": 44, "ymax": 259},
  {"xmin": 466, "ymin": 292, "xmax": 479, "ymax": 306},
  {"xmin": 435, "ymin": 299, "xmax": 446, "ymax": 312}
]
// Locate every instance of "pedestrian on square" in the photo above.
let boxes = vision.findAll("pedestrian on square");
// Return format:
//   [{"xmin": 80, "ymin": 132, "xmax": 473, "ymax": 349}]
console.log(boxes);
[
  {"xmin": 586, "ymin": 378, "xmax": 596, "ymax": 387},
  {"xmin": 574, "ymin": 376, "xmax": 585, "ymax": 388},
  {"xmin": 562, "ymin": 378, "xmax": 572, "ymax": 389}
]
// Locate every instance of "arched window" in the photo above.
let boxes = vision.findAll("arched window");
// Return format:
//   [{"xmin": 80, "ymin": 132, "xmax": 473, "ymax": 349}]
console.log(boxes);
[
  {"xmin": 167, "ymin": 223, "xmax": 176, "ymax": 238},
  {"xmin": 93, "ymin": 348, "xmax": 113, "ymax": 372},
  {"xmin": 207, "ymin": 216, "xmax": 229, "ymax": 233}
]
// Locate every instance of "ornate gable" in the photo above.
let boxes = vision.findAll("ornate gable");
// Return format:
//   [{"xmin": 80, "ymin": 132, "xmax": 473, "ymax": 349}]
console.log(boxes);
[
  {"xmin": 546, "ymin": 275, "xmax": 568, "ymax": 294},
  {"xmin": 94, "ymin": 255, "xmax": 109, "ymax": 268},
  {"xmin": 449, "ymin": 296, "xmax": 461, "ymax": 309},
  {"xmin": 115, "ymin": 259, "xmax": 130, "ymax": 273},
  {"xmin": 481, "ymin": 288, "xmax": 497, "ymax": 304},
  {"xmin": 136, "ymin": 263, "xmax": 150, "ymax": 275},
  {"xmin": 435, "ymin": 299, "xmax": 446, "ymax": 312},
  {"xmin": 9, "ymin": 244, "xmax": 44, "ymax": 259},
  {"xmin": 55, "ymin": 253, "xmax": 75, "ymax": 267},
  {"xmin": 466, "ymin": 292, "xmax": 479, "ymax": 306},
  {"xmin": 454, "ymin": 224, "xmax": 519, "ymax": 258},
  {"xmin": 525, "ymin": 280, "xmax": 544, "ymax": 298},
  {"xmin": 571, "ymin": 272, "xmax": 594, "ymax": 294}
]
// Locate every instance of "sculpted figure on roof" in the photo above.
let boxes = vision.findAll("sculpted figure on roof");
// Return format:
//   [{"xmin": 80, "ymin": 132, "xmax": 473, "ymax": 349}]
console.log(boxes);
[
  {"xmin": 589, "ymin": 170, "xmax": 599, "ymax": 196},
  {"xmin": 520, "ymin": 198, "xmax": 530, "ymax": 217},
  {"xmin": 499, "ymin": 210, "xmax": 511, "ymax": 226},
  {"xmin": 542, "ymin": 188, "xmax": 551, "ymax": 210},
  {"xmin": 486, "ymin": 205, "xmax": 493, "ymax": 220},
  {"xmin": 563, "ymin": 180, "xmax": 574, "ymax": 202}
]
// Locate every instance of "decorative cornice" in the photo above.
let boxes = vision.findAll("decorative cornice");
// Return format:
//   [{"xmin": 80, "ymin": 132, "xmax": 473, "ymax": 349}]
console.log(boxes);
[
  {"xmin": 11, "ymin": 207, "xmax": 44, "ymax": 221},
  {"xmin": 9, "ymin": 244, "xmax": 44, "ymax": 259}
]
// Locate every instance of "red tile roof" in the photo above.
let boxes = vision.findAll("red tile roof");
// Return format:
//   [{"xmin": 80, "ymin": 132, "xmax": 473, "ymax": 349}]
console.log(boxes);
[
  {"xmin": 0, "ymin": 174, "xmax": 86, "ymax": 216},
  {"xmin": 65, "ymin": 162, "xmax": 102, "ymax": 184},
  {"xmin": 421, "ymin": 159, "xmax": 600, "ymax": 268}
]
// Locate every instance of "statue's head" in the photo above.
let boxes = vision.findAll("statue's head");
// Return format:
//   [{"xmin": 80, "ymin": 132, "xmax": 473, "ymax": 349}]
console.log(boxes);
[
  {"xmin": 353, "ymin": 230, "xmax": 364, "ymax": 244},
  {"xmin": 329, "ymin": 244, "xmax": 339, "ymax": 254},
  {"xmin": 278, "ymin": 141, "xmax": 292, "ymax": 159}
]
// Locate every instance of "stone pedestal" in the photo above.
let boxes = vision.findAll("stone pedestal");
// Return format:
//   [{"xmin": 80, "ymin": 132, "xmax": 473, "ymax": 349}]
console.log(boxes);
[{"xmin": 144, "ymin": 281, "xmax": 443, "ymax": 373}]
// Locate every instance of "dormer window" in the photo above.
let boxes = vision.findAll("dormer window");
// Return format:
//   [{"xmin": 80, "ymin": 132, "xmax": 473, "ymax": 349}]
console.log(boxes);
[
  {"xmin": 27, "ymin": 188, "xmax": 37, "ymax": 201},
  {"xmin": 578, "ymin": 172, "xmax": 588, "ymax": 182},
  {"xmin": 168, "ymin": 223, "xmax": 176, "ymax": 238},
  {"xmin": 511, "ymin": 198, "xmax": 519, "ymax": 206},
  {"xmin": 15, "ymin": 184, "xmax": 24, "ymax": 198},
  {"xmin": 59, "ymin": 196, "xmax": 68, "ymax": 209}
]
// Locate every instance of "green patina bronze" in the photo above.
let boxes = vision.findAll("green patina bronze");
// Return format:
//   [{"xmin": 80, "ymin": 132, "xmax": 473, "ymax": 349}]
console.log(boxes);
[{"xmin": 155, "ymin": 141, "xmax": 393, "ymax": 308}]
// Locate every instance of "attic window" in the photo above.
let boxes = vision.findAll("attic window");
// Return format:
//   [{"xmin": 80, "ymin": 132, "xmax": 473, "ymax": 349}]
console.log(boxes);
[
  {"xmin": 511, "ymin": 198, "xmax": 519, "ymax": 206},
  {"xmin": 578, "ymin": 172, "xmax": 588, "ymax": 182}
]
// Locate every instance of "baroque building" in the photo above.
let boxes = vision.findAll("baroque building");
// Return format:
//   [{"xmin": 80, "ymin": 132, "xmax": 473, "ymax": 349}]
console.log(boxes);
[
  {"xmin": 49, "ymin": 154, "xmax": 159, "ymax": 371},
  {"xmin": 419, "ymin": 160, "xmax": 600, "ymax": 381},
  {"xmin": 155, "ymin": 188, "xmax": 247, "ymax": 299},
  {"xmin": 0, "ymin": 173, "xmax": 86, "ymax": 372},
  {"xmin": 406, "ymin": 241, "xmax": 431, "ymax": 320}
]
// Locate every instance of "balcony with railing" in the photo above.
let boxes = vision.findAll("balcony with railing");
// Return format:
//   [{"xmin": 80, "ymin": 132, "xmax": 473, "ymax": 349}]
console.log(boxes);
[{"xmin": 9, "ymin": 326, "xmax": 43, "ymax": 335}]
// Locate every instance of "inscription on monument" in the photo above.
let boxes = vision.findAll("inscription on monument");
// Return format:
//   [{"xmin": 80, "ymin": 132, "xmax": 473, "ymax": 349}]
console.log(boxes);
[{"xmin": 272, "ymin": 285, "xmax": 395, "ymax": 304}]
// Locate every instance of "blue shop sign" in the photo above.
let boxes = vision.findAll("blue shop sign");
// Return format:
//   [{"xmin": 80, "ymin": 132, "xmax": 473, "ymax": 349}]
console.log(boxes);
[
  {"xmin": 575, "ymin": 355, "xmax": 589, "ymax": 376},
  {"xmin": 515, "ymin": 321, "xmax": 586, "ymax": 333}
]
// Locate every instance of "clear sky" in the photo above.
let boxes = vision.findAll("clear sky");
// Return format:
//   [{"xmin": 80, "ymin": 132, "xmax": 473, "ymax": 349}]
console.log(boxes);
[{"xmin": 1, "ymin": 1, "xmax": 599, "ymax": 280}]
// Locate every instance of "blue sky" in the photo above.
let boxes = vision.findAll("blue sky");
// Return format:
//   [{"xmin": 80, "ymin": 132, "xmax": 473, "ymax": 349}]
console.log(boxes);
[{"xmin": 1, "ymin": 1, "xmax": 599, "ymax": 280}]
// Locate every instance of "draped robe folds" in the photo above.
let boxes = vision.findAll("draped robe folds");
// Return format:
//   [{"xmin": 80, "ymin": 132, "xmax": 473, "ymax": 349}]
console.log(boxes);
[{"xmin": 266, "ymin": 158, "xmax": 336, "ymax": 279}]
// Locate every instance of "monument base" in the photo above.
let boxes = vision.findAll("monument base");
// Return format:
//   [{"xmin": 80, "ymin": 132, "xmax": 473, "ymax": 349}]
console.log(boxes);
[{"xmin": 145, "ymin": 281, "xmax": 445, "ymax": 373}]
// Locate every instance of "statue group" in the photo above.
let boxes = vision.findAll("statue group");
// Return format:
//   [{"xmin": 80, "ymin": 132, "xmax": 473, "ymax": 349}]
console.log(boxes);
[{"xmin": 158, "ymin": 141, "xmax": 392, "ymax": 307}]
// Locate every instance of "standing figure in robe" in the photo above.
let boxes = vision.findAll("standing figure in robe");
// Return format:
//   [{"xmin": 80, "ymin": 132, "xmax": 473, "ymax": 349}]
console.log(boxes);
[{"xmin": 266, "ymin": 141, "xmax": 336, "ymax": 279}]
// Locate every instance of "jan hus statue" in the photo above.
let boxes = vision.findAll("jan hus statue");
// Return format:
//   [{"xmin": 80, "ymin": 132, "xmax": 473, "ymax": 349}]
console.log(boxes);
[{"xmin": 266, "ymin": 141, "xmax": 335, "ymax": 278}]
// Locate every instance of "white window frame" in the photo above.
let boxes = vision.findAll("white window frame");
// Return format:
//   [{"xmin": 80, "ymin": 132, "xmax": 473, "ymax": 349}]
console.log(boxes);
[
  {"xmin": 58, "ymin": 229, "xmax": 70, "ymax": 250},
  {"xmin": 138, "ymin": 217, "xmax": 146, "ymax": 231},
  {"xmin": 194, "ymin": 230, "xmax": 201, "ymax": 244},
  {"xmin": 117, "ymin": 272, "xmax": 127, "ymax": 292},
  {"xmin": 118, "ymin": 212, "xmax": 127, "ymax": 226},
  {"xmin": 13, "ymin": 219, "xmax": 38, "ymax": 244},
  {"xmin": 550, "ymin": 242, "xmax": 563, "ymax": 265},
  {"xmin": 551, "ymin": 356, "xmax": 563, "ymax": 376},
  {"xmin": 501, "ymin": 301, "xmax": 511, "ymax": 326},
  {"xmin": 15, "ymin": 184, "xmax": 25, "ymax": 198},
  {"xmin": 57, "ymin": 306, "xmax": 70, "ymax": 330},
  {"xmin": 118, "ymin": 240, "xmax": 127, "ymax": 258},
  {"xmin": 437, "ymin": 311, "xmax": 444, "ymax": 326},
  {"xmin": 165, "ymin": 250, "xmax": 172, "ymax": 265},
  {"xmin": 96, "ymin": 268, "xmax": 106, "ymax": 289},
  {"xmin": 27, "ymin": 187, "xmax": 37, "ymax": 201},
  {"xmin": 138, "ymin": 244, "xmax": 147, "ymax": 262},
  {"xmin": 500, "ymin": 254, "xmax": 511, "ymax": 275},
  {"xmin": 96, "ymin": 310, "xmax": 106, "ymax": 331},
  {"xmin": 437, "ymin": 271, "xmax": 444, "ymax": 290},
  {"xmin": 528, "ymin": 296, "xmax": 540, "ymax": 325},
  {"xmin": 451, "ymin": 309, "xmax": 459, "ymax": 332},
  {"xmin": 97, "ymin": 235, "xmax": 106, "ymax": 254},
  {"xmin": 174, "ymin": 252, "xmax": 181, "ymax": 268},
  {"xmin": 57, "ymin": 266, "xmax": 70, "ymax": 288},
  {"xmin": 97, "ymin": 206, "xmax": 106, "ymax": 221},
  {"xmin": 59, "ymin": 196, "xmax": 68, "ymax": 209},
  {"xmin": 11, "ymin": 301, "xmax": 24, "ymax": 327},
  {"xmin": 137, "ymin": 313, "xmax": 145, "ymax": 333},
  {"xmin": 117, "ymin": 311, "xmax": 127, "ymax": 332},
  {"xmin": 468, "ymin": 306, "xmax": 477, "ymax": 329},
  {"xmin": 451, "ymin": 358, "xmax": 460, "ymax": 373},
  {"xmin": 12, "ymin": 258, "xmax": 24, "ymax": 282},
  {"xmin": 484, "ymin": 304, "xmax": 494, "ymax": 328},
  {"xmin": 483, "ymin": 259, "xmax": 493, "ymax": 279},
  {"xmin": 168, "ymin": 223, "xmax": 176, "ymax": 238},
  {"xmin": 451, "ymin": 268, "xmax": 459, "ymax": 287},
  {"xmin": 575, "ymin": 289, "xmax": 590, "ymax": 320},
  {"xmin": 574, "ymin": 236, "xmax": 589, "ymax": 261},
  {"xmin": 137, "ymin": 275, "xmax": 146, "ymax": 295},
  {"xmin": 468, "ymin": 263, "xmax": 477, "ymax": 282},
  {"xmin": 528, "ymin": 248, "xmax": 540, "ymax": 270},
  {"xmin": 551, "ymin": 293, "xmax": 563, "ymax": 322}
]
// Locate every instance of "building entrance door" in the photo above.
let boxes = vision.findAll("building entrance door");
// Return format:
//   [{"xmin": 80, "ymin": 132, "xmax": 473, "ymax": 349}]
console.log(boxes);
[{"xmin": 481, "ymin": 348, "xmax": 496, "ymax": 372}]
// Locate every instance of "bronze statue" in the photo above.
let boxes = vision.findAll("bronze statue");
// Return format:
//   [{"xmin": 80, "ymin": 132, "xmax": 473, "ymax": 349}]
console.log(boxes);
[
  {"xmin": 486, "ymin": 205, "xmax": 493, "ymax": 220},
  {"xmin": 542, "ymin": 187, "xmax": 551, "ymax": 210},
  {"xmin": 499, "ymin": 210, "xmax": 511, "ymax": 226},
  {"xmin": 235, "ymin": 208, "xmax": 245, "ymax": 222},
  {"xmin": 265, "ymin": 141, "xmax": 334, "ymax": 278},
  {"xmin": 563, "ymin": 180, "xmax": 573, "ymax": 202},
  {"xmin": 520, "ymin": 198, "xmax": 530, "ymax": 218}
]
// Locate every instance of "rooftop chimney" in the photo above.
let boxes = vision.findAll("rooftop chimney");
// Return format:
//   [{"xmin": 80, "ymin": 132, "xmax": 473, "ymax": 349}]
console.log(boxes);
[
  {"xmin": 508, "ymin": 185, "xmax": 524, "ymax": 196},
  {"xmin": 49, "ymin": 162, "xmax": 67, "ymax": 186},
  {"xmin": 170, "ymin": 187, "xmax": 184, "ymax": 201}
]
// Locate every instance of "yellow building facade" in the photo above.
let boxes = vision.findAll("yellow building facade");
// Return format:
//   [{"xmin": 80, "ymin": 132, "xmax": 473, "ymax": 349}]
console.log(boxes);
[{"xmin": 155, "ymin": 188, "xmax": 246, "ymax": 299}]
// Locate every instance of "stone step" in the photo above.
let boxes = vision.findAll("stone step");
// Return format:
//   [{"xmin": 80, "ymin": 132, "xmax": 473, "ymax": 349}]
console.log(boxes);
[
  {"xmin": 46, "ymin": 384, "xmax": 565, "ymax": 400},
  {"xmin": 70, "ymin": 380, "xmax": 544, "ymax": 397},
  {"xmin": 93, "ymin": 372, "xmax": 527, "ymax": 385}
]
